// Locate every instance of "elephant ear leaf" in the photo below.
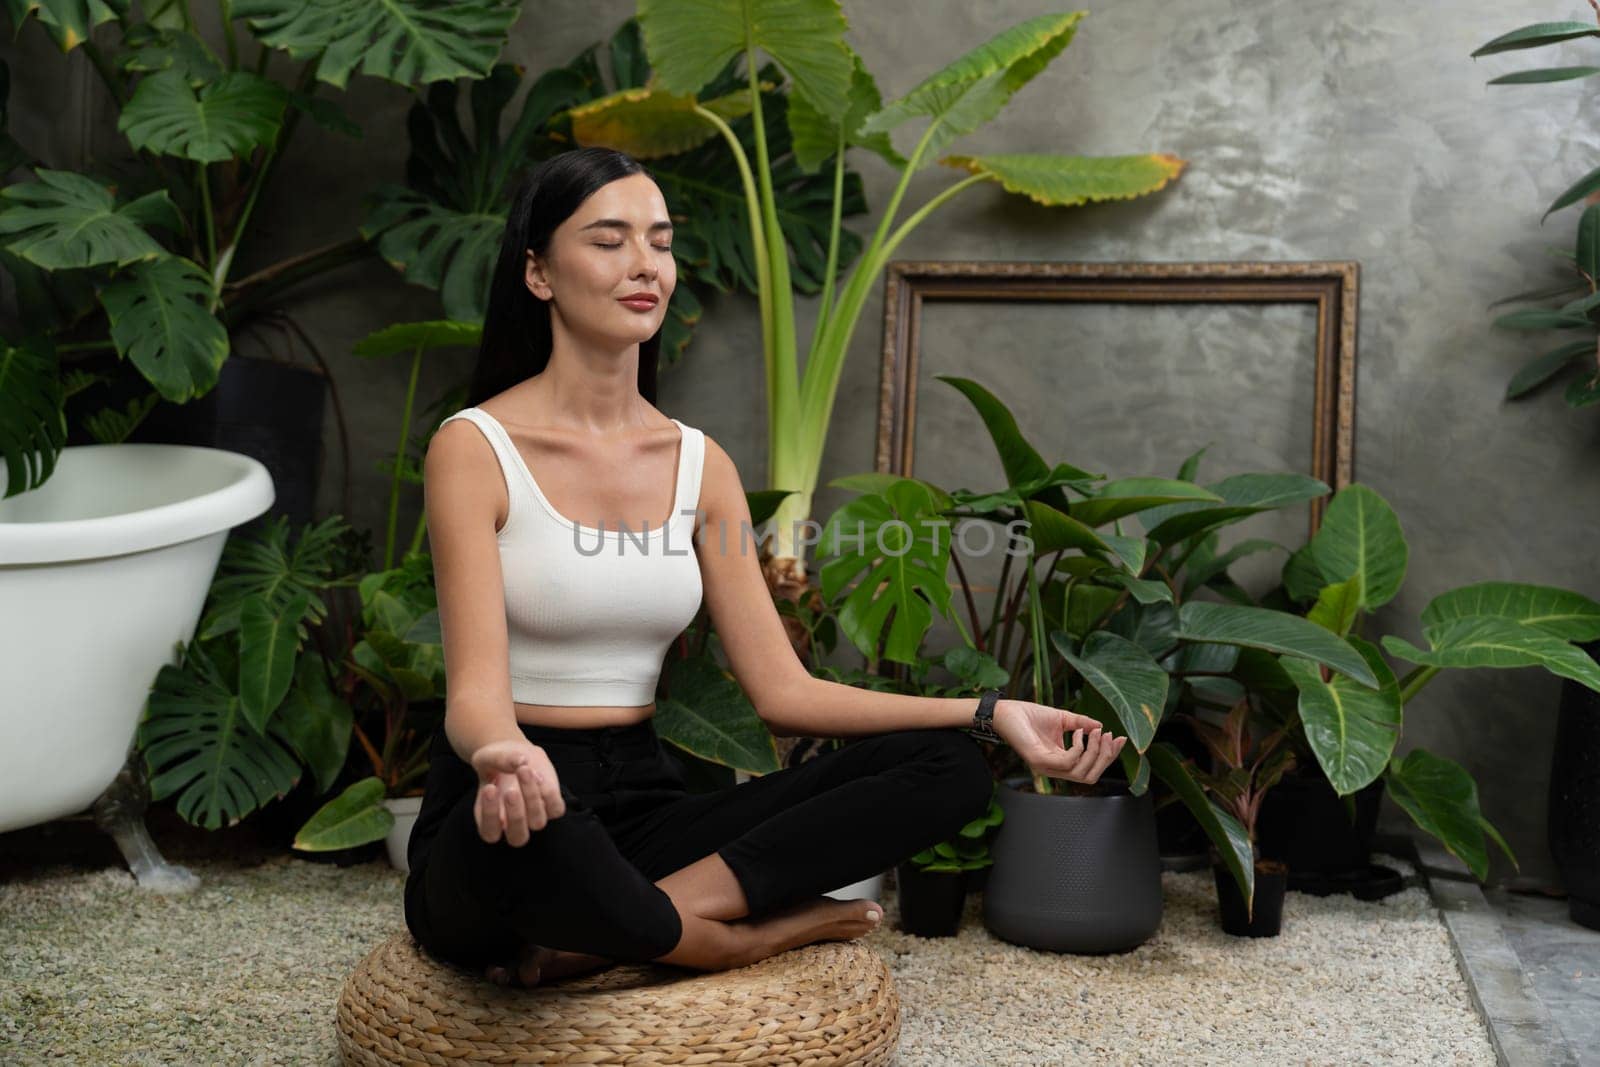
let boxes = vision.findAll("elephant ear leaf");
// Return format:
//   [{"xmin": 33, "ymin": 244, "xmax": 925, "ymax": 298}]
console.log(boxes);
[
  {"xmin": 938, "ymin": 152, "xmax": 1185, "ymax": 207},
  {"xmin": 787, "ymin": 47, "xmax": 906, "ymax": 173},
  {"xmin": 859, "ymin": 12, "xmax": 1085, "ymax": 163},
  {"xmin": 637, "ymin": 0, "xmax": 853, "ymax": 119},
  {"xmin": 140, "ymin": 640, "xmax": 302, "ymax": 831}
]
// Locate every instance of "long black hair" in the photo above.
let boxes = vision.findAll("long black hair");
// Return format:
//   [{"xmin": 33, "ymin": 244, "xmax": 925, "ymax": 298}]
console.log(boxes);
[{"xmin": 468, "ymin": 147, "xmax": 662, "ymax": 407}]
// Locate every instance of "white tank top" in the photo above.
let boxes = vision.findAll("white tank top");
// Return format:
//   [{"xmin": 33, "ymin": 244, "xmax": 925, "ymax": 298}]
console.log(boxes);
[{"xmin": 436, "ymin": 407, "xmax": 705, "ymax": 707}]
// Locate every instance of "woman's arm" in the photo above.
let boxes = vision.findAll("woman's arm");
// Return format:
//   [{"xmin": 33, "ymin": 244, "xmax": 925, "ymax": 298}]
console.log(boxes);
[
  {"xmin": 425, "ymin": 420, "xmax": 535, "ymax": 765},
  {"xmin": 692, "ymin": 435, "xmax": 1109, "ymax": 745}
]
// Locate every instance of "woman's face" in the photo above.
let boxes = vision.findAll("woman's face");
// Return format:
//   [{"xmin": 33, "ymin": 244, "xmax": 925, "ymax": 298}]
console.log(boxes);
[{"xmin": 525, "ymin": 172, "xmax": 676, "ymax": 348}]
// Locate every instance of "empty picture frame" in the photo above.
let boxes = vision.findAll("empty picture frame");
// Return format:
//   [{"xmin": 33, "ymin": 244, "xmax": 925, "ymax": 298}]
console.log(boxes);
[{"xmin": 875, "ymin": 260, "xmax": 1359, "ymax": 538}]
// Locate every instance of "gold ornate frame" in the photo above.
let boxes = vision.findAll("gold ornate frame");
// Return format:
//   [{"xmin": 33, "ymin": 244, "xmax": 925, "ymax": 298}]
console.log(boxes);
[{"xmin": 875, "ymin": 260, "xmax": 1360, "ymax": 535}]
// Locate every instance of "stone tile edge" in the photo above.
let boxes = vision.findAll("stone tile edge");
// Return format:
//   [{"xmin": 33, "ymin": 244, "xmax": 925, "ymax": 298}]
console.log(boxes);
[{"xmin": 1389, "ymin": 830, "xmax": 1578, "ymax": 1067}]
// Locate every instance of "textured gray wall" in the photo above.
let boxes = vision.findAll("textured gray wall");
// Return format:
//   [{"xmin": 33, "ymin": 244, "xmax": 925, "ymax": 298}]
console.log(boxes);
[{"xmin": 13, "ymin": 1, "xmax": 1598, "ymax": 890}]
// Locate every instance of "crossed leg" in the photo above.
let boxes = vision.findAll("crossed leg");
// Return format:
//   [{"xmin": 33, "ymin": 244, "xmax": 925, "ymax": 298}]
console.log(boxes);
[{"xmin": 421, "ymin": 727, "xmax": 992, "ymax": 985}]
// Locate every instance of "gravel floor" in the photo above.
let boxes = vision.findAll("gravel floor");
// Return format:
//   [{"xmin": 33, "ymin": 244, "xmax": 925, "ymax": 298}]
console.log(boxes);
[{"xmin": 0, "ymin": 849, "xmax": 1495, "ymax": 1065}]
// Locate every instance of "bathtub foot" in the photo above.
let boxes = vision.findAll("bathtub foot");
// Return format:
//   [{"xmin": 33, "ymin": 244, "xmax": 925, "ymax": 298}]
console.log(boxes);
[{"xmin": 91, "ymin": 748, "xmax": 200, "ymax": 895}]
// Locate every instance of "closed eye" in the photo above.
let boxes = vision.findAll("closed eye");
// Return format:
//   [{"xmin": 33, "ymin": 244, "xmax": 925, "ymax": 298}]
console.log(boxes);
[{"xmin": 595, "ymin": 242, "xmax": 671, "ymax": 251}]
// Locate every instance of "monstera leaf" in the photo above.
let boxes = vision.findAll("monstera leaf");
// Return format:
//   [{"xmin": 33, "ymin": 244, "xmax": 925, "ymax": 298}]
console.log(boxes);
[
  {"xmin": 4, "ymin": 0, "xmax": 131, "ymax": 53},
  {"xmin": 98, "ymin": 255, "xmax": 229, "ymax": 402},
  {"xmin": 198, "ymin": 515, "xmax": 347, "ymax": 642},
  {"xmin": 117, "ymin": 69, "xmax": 287, "ymax": 162},
  {"xmin": 232, "ymin": 0, "xmax": 520, "ymax": 90},
  {"xmin": 141, "ymin": 640, "xmax": 303, "ymax": 830},
  {"xmin": 0, "ymin": 168, "xmax": 178, "ymax": 270},
  {"xmin": 0, "ymin": 336, "xmax": 65, "ymax": 497},
  {"xmin": 818, "ymin": 478, "xmax": 956, "ymax": 665}
]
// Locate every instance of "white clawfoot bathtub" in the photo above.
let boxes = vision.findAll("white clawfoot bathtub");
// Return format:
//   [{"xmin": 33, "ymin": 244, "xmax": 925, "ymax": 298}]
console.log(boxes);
[{"xmin": 0, "ymin": 443, "xmax": 274, "ymax": 892}]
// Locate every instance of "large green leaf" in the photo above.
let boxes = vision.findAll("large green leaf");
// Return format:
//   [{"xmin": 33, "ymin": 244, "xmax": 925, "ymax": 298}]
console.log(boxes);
[
  {"xmin": 637, "ymin": 0, "xmax": 853, "ymax": 119},
  {"xmin": 786, "ymin": 47, "xmax": 906, "ymax": 173},
  {"xmin": 939, "ymin": 152, "xmax": 1185, "ymax": 205},
  {"xmin": 140, "ymin": 641, "xmax": 303, "ymax": 830},
  {"xmin": 1505, "ymin": 339, "xmax": 1590, "ymax": 399},
  {"xmin": 1305, "ymin": 574, "xmax": 1362, "ymax": 637},
  {"xmin": 565, "ymin": 85, "xmax": 755, "ymax": 158},
  {"xmin": 1052, "ymin": 629, "xmax": 1166, "ymax": 750},
  {"xmin": 1472, "ymin": 20, "xmax": 1600, "ymax": 57},
  {"xmin": 1147, "ymin": 741, "xmax": 1256, "ymax": 917},
  {"xmin": 232, "ymin": 0, "xmax": 520, "ymax": 90},
  {"xmin": 273, "ymin": 652, "xmax": 353, "ymax": 794},
  {"xmin": 293, "ymin": 776, "xmax": 393, "ymax": 851},
  {"xmin": 860, "ymin": 12, "xmax": 1084, "ymax": 163},
  {"xmin": 938, "ymin": 374, "xmax": 1082, "ymax": 515},
  {"xmin": 237, "ymin": 591, "xmax": 308, "ymax": 733},
  {"xmin": 0, "ymin": 168, "xmax": 178, "ymax": 270},
  {"xmin": 1280, "ymin": 636, "xmax": 1401, "ymax": 795},
  {"xmin": 655, "ymin": 653, "xmax": 781, "ymax": 775},
  {"xmin": 199, "ymin": 515, "xmax": 344, "ymax": 641},
  {"xmin": 352, "ymin": 318, "xmax": 481, "ymax": 358},
  {"xmin": 1386, "ymin": 748, "xmax": 1517, "ymax": 881},
  {"xmin": 1309, "ymin": 483, "xmax": 1406, "ymax": 610},
  {"xmin": 361, "ymin": 185, "xmax": 505, "ymax": 322},
  {"xmin": 1487, "ymin": 65, "xmax": 1600, "ymax": 85},
  {"xmin": 0, "ymin": 336, "xmax": 65, "ymax": 498},
  {"xmin": 117, "ymin": 70, "xmax": 287, "ymax": 162},
  {"xmin": 817, "ymin": 480, "xmax": 955, "ymax": 665},
  {"xmin": 1382, "ymin": 616, "xmax": 1600, "ymax": 695},
  {"xmin": 98, "ymin": 256, "xmax": 229, "ymax": 402},
  {"xmin": 1144, "ymin": 473, "xmax": 1330, "ymax": 544},
  {"xmin": 1068, "ymin": 477, "xmax": 1221, "ymax": 528},
  {"xmin": 1177, "ymin": 601, "xmax": 1378, "ymax": 687},
  {"xmin": 1419, "ymin": 581, "xmax": 1600, "ymax": 643},
  {"xmin": 4, "ymin": 0, "xmax": 130, "ymax": 52}
]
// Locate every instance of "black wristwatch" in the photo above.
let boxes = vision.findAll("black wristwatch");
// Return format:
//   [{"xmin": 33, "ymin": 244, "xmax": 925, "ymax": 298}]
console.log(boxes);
[{"xmin": 967, "ymin": 688, "xmax": 1003, "ymax": 743}]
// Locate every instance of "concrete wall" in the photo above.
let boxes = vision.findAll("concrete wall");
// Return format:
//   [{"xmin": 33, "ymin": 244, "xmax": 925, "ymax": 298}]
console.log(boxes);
[{"xmin": 9, "ymin": 1, "xmax": 1597, "ymax": 890}]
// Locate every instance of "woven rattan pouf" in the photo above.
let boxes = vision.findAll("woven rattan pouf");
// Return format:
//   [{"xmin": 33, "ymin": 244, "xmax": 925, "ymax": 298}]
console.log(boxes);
[{"xmin": 335, "ymin": 931, "xmax": 901, "ymax": 1066}]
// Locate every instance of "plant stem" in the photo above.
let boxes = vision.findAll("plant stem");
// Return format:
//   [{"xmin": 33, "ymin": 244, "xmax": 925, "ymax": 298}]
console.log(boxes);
[
  {"xmin": 814, "ymin": 136, "xmax": 846, "ymax": 328},
  {"xmin": 1396, "ymin": 664, "xmax": 1440, "ymax": 704},
  {"xmin": 385, "ymin": 343, "xmax": 423, "ymax": 570}
]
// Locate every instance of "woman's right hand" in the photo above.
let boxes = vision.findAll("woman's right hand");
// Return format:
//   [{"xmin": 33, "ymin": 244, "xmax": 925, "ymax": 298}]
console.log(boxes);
[{"xmin": 468, "ymin": 738, "xmax": 567, "ymax": 846}]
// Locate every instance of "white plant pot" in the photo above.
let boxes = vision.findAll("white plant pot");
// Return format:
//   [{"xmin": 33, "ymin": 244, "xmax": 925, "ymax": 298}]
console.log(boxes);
[
  {"xmin": 824, "ymin": 871, "xmax": 886, "ymax": 902},
  {"xmin": 0, "ymin": 443, "xmax": 273, "ymax": 892},
  {"xmin": 383, "ymin": 795, "xmax": 425, "ymax": 873}
]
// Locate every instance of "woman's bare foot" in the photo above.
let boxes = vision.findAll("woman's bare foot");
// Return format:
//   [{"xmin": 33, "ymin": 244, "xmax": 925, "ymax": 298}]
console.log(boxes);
[
  {"xmin": 721, "ymin": 895, "xmax": 883, "ymax": 968},
  {"xmin": 485, "ymin": 942, "xmax": 615, "ymax": 988}
]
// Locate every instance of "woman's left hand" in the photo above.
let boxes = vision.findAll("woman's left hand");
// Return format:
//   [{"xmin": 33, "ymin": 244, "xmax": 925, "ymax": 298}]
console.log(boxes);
[{"xmin": 993, "ymin": 699, "xmax": 1126, "ymax": 785}]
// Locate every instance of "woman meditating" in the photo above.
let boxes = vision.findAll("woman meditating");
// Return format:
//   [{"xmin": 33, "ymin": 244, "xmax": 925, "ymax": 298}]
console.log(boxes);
[{"xmin": 403, "ymin": 146, "xmax": 1126, "ymax": 988}]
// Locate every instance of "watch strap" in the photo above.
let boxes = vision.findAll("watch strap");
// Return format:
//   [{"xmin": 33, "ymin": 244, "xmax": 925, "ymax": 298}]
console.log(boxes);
[{"xmin": 967, "ymin": 688, "xmax": 1003, "ymax": 742}]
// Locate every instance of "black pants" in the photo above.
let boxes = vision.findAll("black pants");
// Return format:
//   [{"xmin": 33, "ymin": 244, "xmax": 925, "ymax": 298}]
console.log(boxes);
[{"xmin": 403, "ymin": 716, "xmax": 993, "ymax": 969}]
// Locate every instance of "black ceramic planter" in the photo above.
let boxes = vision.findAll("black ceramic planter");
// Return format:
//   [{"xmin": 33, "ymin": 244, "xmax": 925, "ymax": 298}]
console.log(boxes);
[
  {"xmin": 1550, "ymin": 638, "xmax": 1600, "ymax": 931},
  {"xmin": 1212, "ymin": 853, "xmax": 1288, "ymax": 937},
  {"xmin": 982, "ymin": 774, "xmax": 1163, "ymax": 953},
  {"xmin": 895, "ymin": 862, "xmax": 967, "ymax": 937}
]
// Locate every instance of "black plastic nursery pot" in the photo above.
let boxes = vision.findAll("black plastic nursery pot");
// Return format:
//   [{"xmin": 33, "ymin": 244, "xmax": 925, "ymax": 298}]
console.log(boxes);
[
  {"xmin": 982, "ymin": 774, "xmax": 1163, "ymax": 953},
  {"xmin": 894, "ymin": 862, "xmax": 967, "ymax": 937},
  {"xmin": 1550, "ymin": 638, "xmax": 1600, "ymax": 931},
  {"xmin": 1211, "ymin": 852, "xmax": 1288, "ymax": 938},
  {"xmin": 1255, "ymin": 769, "xmax": 1399, "ymax": 899}
]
